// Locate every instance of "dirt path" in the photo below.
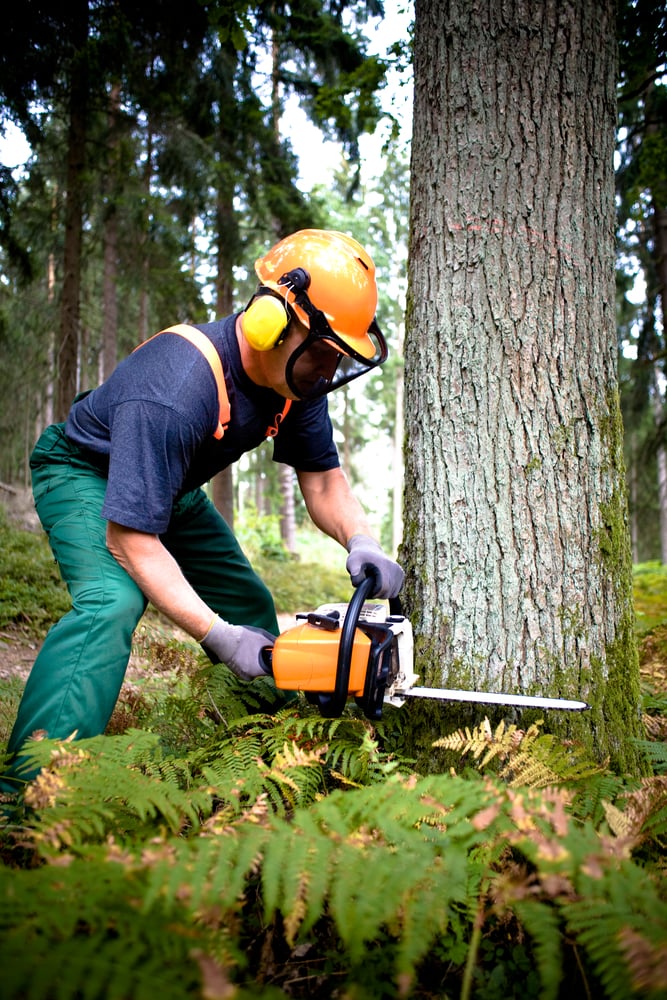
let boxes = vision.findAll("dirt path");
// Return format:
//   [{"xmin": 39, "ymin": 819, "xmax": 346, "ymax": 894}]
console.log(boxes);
[{"xmin": 0, "ymin": 627, "xmax": 39, "ymax": 684}]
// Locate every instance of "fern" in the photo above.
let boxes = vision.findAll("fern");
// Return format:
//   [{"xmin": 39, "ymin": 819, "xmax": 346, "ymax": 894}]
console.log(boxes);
[
  {"xmin": 260, "ymin": 772, "xmax": 501, "ymax": 981},
  {"xmin": 635, "ymin": 737, "xmax": 667, "ymax": 774},
  {"xmin": 0, "ymin": 860, "xmax": 207, "ymax": 1000},
  {"xmin": 608, "ymin": 775, "xmax": 667, "ymax": 848},
  {"xmin": 3, "ymin": 692, "xmax": 667, "ymax": 999},
  {"xmin": 562, "ymin": 862, "xmax": 667, "ymax": 1000},
  {"xmin": 507, "ymin": 898, "xmax": 564, "ymax": 1000},
  {"xmin": 186, "ymin": 707, "xmax": 403, "ymax": 816},
  {"xmin": 14, "ymin": 731, "xmax": 212, "ymax": 852},
  {"xmin": 435, "ymin": 717, "xmax": 606, "ymax": 789}
]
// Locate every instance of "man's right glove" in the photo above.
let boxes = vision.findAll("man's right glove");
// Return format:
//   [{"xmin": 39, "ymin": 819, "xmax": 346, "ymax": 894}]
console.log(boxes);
[
  {"xmin": 200, "ymin": 617, "xmax": 274, "ymax": 680},
  {"xmin": 345, "ymin": 534, "xmax": 404, "ymax": 599}
]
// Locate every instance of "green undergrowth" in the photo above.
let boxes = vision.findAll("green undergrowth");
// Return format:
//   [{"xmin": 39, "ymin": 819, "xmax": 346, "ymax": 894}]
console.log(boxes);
[
  {"xmin": 0, "ymin": 505, "xmax": 350, "ymax": 635},
  {"xmin": 1, "ymin": 688, "xmax": 666, "ymax": 1000},
  {"xmin": 1, "ymin": 510, "xmax": 667, "ymax": 998},
  {"xmin": 633, "ymin": 560, "xmax": 667, "ymax": 635},
  {"xmin": 0, "ymin": 509, "xmax": 71, "ymax": 637}
]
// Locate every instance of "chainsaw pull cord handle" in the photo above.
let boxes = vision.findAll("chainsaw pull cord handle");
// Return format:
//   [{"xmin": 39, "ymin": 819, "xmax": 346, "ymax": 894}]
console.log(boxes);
[{"xmin": 318, "ymin": 569, "xmax": 378, "ymax": 718}]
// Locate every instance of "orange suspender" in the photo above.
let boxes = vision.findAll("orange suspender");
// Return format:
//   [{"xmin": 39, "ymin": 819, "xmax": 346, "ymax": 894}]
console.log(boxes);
[{"xmin": 134, "ymin": 323, "xmax": 291, "ymax": 440}]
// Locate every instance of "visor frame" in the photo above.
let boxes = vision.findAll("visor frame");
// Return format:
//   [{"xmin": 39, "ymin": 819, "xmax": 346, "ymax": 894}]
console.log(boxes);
[{"xmin": 285, "ymin": 317, "xmax": 388, "ymax": 400}]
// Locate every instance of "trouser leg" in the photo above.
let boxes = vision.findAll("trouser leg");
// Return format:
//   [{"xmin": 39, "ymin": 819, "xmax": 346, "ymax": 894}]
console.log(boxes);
[
  {"xmin": 162, "ymin": 488, "xmax": 279, "ymax": 635},
  {"xmin": 2, "ymin": 428, "xmax": 147, "ymax": 791},
  {"xmin": 161, "ymin": 489, "xmax": 296, "ymax": 707}
]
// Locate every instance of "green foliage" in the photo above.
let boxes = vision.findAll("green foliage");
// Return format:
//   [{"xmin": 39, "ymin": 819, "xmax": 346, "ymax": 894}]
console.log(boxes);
[
  {"xmin": 2, "ymin": 682, "xmax": 667, "ymax": 1000},
  {"xmin": 257, "ymin": 555, "xmax": 351, "ymax": 613},
  {"xmin": 2, "ymin": 503, "xmax": 667, "ymax": 998},
  {"xmin": 434, "ymin": 717, "xmax": 607, "ymax": 788},
  {"xmin": 633, "ymin": 561, "xmax": 667, "ymax": 634},
  {"xmin": 635, "ymin": 738, "xmax": 667, "ymax": 774},
  {"xmin": 0, "ymin": 503, "xmax": 350, "ymax": 628},
  {"xmin": 235, "ymin": 505, "xmax": 292, "ymax": 562},
  {"xmin": 0, "ymin": 508, "xmax": 70, "ymax": 635}
]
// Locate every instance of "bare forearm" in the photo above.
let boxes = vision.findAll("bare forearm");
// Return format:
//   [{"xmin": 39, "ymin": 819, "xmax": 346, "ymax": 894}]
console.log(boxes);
[
  {"xmin": 297, "ymin": 467, "xmax": 375, "ymax": 548},
  {"xmin": 106, "ymin": 522, "xmax": 213, "ymax": 640}
]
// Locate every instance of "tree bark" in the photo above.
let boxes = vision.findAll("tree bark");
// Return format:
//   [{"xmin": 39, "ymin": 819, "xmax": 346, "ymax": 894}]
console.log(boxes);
[
  {"xmin": 403, "ymin": 0, "xmax": 643, "ymax": 770},
  {"xmin": 55, "ymin": 2, "xmax": 88, "ymax": 421},
  {"xmin": 101, "ymin": 83, "xmax": 121, "ymax": 382},
  {"xmin": 211, "ymin": 188, "xmax": 238, "ymax": 529},
  {"xmin": 279, "ymin": 463, "xmax": 296, "ymax": 553}
]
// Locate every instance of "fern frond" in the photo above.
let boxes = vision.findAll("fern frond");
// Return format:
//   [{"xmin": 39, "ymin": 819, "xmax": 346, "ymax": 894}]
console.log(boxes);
[
  {"xmin": 0, "ymin": 860, "xmax": 209, "ymax": 1000},
  {"xmin": 609, "ymin": 775, "xmax": 667, "ymax": 846},
  {"xmin": 433, "ymin": 717, "xmax": 500, "ymax": 761},
  {"xmin": 17, "ymin": 732, "xmax": 212, "ymax": 854},
  {"xmin": 261, "ymin": 808, "xmax": 332, "ymax": 943},
  {"xmin": 563, "ymin": 861, "xmax": 667, "ymax": 1000},
  {"xmin": 260, "ymin": 772, "xmax": 503, "ymax": 974},
  {"xmin": 635, "ymin": 737, "xmax": 667, "ymax": 774},
  {"xmin": 510, "ymin": 898, "xmax": 563, "ymax": 1000},
  {"xmin": 568, "ymin": 771, "xmax": 627, "ymax": 826},
  {"xmin": 435, "ymin": 718, "xmax": 606, "ymax": 791}
]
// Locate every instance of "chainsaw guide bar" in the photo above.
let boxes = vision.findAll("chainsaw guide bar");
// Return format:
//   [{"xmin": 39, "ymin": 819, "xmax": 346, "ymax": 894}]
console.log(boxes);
[{"xmin": 268, "ymin": 577, "xmax": 591, "ymax": 720}]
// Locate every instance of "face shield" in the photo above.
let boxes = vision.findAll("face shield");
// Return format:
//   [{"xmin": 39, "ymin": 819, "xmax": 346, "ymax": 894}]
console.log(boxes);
[
  {"xmin": 285, "ymin": 318, "xmax": 387, "ymax": 399},
  {"xmin": 277, "ymin": 270, "xmax": 388, "ymax": 400}
]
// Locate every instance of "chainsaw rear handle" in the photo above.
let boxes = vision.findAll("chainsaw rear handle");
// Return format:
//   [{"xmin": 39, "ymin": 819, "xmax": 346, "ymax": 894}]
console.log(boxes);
[
  {"xmin": 316, "ymin": 568, "xmax": 379, "ymax": 717},
  {"xmin": 260, "ymin": 644, "xmax": 274, "ymax": 674},
  {"xmin": 259, "ymin": 567, "xmax": 402, "ymax": 690}
]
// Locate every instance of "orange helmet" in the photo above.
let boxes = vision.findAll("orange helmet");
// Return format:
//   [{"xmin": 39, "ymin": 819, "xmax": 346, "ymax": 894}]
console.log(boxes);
[{"xmin": 254, "ymin": 229, "xmax": 379, "ymax": 360}]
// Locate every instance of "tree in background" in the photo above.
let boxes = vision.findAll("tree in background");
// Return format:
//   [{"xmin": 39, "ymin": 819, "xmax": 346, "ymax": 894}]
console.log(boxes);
[
  {"xmin": 616, "ymin": 0, "xmax": 667, "ymax": 563},
  {"xmin": 0, "ymin": 1, "xmax": 393, "ymax": 524},
  {"xmin": 402, "ymin": 0, "xmax": 642, "ymax": 770}
]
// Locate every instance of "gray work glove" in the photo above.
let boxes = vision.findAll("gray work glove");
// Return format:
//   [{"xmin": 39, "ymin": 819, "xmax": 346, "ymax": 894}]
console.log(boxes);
[
  {"xmin": 200, "ymin": 617, "xmax": 274, "ymax": 680},
  {"xmin": 345, "ymin": 534, "xmax": 405, "ymax": 599}
]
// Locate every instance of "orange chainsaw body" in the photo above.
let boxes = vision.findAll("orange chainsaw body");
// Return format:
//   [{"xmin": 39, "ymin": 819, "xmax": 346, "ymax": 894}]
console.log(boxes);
[{"xmin": 271, "ymin": 618, "xmax": 372, "ymax": 696}]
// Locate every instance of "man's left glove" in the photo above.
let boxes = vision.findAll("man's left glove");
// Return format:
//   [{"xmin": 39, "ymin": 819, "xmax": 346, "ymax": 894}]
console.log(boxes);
[
  {"xmin": 345, "ymin": 534, "xmax": 404, "ymax": 599},
  {"xmin": 200, "ymin": 617, "xmax": 274, "ymax": 680}
]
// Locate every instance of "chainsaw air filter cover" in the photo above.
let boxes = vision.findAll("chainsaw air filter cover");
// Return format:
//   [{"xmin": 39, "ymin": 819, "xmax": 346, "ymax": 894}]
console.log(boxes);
[{"xmin": 271, "ymin": 612, "xmax": 372, "ymax": 695}]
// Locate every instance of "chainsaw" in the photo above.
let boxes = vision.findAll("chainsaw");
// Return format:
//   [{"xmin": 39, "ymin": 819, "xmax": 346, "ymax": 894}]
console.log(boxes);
[{"xmin": 263, "ymin": 573, "xmax": 591, "ymax": 720}]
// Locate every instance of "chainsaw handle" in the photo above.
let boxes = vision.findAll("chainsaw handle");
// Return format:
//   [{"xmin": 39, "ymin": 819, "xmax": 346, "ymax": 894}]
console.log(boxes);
[
  {"xmin": 317, "ymin": 569, "xmax": 378, "ymax": 718},
  {"xmin": 388, "ymin": 595, "xmax": 403, "ymax": 617},
  {"xmin": 259, "ymin": 646, "xmax": 273, "ymax": 674}
]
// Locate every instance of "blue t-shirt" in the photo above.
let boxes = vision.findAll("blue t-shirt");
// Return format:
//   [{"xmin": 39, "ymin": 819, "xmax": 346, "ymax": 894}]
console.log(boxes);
[{"xmin": 65, "ymin": 315, "xmax": 339, "ymax": 533}]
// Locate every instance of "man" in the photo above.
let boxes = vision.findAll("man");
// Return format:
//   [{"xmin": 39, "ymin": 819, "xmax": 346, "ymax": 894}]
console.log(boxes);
[{"xmin": 1, "ymin": 229, "xmax": 403, "ymax": 791}]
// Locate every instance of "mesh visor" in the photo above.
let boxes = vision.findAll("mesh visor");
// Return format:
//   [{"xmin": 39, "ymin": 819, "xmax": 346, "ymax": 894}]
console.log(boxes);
[{"xmin": 285, "ymin": 319, "xmax": 388, "ymax": 400}]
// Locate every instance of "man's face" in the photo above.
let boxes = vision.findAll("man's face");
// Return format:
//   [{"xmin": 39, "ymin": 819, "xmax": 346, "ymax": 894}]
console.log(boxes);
[{"xmin": 249, "ymin": 315, "xmax": 342, "ymax": 400}]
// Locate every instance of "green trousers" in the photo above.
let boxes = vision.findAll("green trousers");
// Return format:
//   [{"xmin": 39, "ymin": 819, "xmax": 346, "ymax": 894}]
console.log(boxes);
[{"xmin": 2, "ymin": 424, "xmax": 279, "ymax": 792}]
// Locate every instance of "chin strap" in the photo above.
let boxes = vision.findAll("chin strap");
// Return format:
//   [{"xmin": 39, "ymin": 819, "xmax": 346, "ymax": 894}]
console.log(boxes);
[{"xmin": 135, "ymin": 323, "xmax": 291, "ymax": 440}]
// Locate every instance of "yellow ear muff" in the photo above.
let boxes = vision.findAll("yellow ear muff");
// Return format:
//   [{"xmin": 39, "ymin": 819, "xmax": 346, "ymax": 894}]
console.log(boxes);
[{"xmin": 242, "ymin": 295, "xmax": 290, "ymax": 351}]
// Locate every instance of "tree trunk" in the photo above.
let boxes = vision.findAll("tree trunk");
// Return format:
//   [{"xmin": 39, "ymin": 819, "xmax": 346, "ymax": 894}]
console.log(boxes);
[
  {"xmin": 650, "ymin": 201, "xmax": 667, "ymax": 565},
  {"xmin": 403, "ymin": 0, "xmax": 643, "ymax": 771},
  {"xmin": 392, "ymin": 325, "xmax": 405, "ymax": 557},
  {"xmin": 279, "ymin": 463, "xmax": 296, "ymax": 553},
  {"xmin": 55, "ymin": 2, "xmax": 88, "ymax": 421},
  {"xmin": 211, "ymin": 188, "xmax": 238, "ymax": 529},
  {"xmin": 628, "ymin": 433, "xmax": 639, "ymax": 564},
  {"xmin": 137, "ymin": 123, "xmax": 153, "ymax": 346},
  {"xmin": 101, "ymin": 83, "xmax": 121, "ymax": 382},
  {"xmin": 652, "ymin": 373, "xmax": 667, "ymax": 563}
]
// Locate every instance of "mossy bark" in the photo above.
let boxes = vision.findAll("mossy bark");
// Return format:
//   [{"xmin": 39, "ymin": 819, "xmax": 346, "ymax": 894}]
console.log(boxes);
[{"xmin": 402, "ymin": 0, "xmax": 644, "ymax": 773}]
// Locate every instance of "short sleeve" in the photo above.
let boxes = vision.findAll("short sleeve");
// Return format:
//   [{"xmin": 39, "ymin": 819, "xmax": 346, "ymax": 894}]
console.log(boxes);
[{"xmin": 101, "ymin": 398, "xmax": 206, "ymax": 533}]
